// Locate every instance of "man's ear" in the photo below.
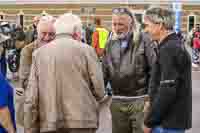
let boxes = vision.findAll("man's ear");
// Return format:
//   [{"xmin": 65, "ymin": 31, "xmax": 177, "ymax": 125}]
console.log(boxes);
[{"xmin": 72, "ymin": 32, "xmax": 81, "ymax": 41}]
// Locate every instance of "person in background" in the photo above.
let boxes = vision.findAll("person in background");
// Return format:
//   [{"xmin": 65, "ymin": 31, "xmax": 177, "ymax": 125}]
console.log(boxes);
[
  {"xmin": 190, "ymin": 24, "xmax": 200, "ymax": 68},
  {"xmin": 85, "ymin": 23, "xmax": 94, "ymax": 46},
  {"xmin": 0, "ymin": 33, "xmax": 10, "ymax": 77},
  {"xmin": 192, "ymin": 32, "xmax": 200, "ymax": 68},
  {"xmin": 25, "ymin": 16, "xmax": 40, "ymax": 44},
  {"xmin": 92, "ymin": 17, "xmax": 109, "ymax": 57},
  {"xmin": 81, "ymin": 25, "xmax": 87, "ymax": 43}
]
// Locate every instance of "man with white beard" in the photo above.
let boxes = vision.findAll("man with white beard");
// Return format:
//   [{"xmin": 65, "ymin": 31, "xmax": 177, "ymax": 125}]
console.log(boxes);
[{"xmin": 102, "ymin": 7, "xmax": 156, "ymax": 133}]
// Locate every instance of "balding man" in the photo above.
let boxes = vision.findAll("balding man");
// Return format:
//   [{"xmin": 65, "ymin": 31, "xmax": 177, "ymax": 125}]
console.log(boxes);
[
  {"xmin": 25, "ymin": 16, "xmax": 41, "ymax": 44},
  {"xmin": 24, "ymin": 13, "xmax": 105, "ymax": 133}
]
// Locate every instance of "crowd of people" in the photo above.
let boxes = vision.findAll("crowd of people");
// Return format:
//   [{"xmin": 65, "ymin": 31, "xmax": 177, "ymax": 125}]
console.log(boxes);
[{"xmin": 0, "ymin": 6, "xmax": 192, "ymax": 133}]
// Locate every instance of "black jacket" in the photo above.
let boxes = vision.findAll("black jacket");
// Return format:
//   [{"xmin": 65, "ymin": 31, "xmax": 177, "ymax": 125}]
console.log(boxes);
[
  {"xmin": 102, "ymin": 32, "xmax": 156, "ymax": 96},
  {"xmin": 144, "ymin": 33, "xmax": 192, "ymax": 129}
]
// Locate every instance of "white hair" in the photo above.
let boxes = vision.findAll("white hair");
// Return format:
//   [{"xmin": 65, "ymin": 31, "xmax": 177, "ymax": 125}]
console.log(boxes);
[
  {"xmin": 54, "ymin": 13, "xmax": 82, "ymax": 35},
  {"xmin": 37, "ymin": 15, "xmax": 56, "ymax": 33}
]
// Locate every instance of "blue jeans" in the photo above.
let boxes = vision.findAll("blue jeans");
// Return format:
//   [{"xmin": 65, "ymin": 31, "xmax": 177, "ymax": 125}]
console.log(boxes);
[{"xmin": 152, "ymin": 127, "xmax": 185, "ymax": 133}]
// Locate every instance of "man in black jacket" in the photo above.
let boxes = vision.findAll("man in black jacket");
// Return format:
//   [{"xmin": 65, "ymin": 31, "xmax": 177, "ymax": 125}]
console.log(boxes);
[{"xmin": 143, "ymin": 7, "xmax": 192, "ymax": 133}]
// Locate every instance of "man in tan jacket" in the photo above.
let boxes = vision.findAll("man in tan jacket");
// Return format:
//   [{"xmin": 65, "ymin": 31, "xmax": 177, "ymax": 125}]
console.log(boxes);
[
  {"xmin": 24, "ymin": 13, "xmax": 105, "ymax": 133},
  {"xmin": 16, "ymin": 15, "xmax": 56, "ymax": 126},
  {"xmin": 19, "ymin": 15, "xmax": 56, "ymax": 90}
]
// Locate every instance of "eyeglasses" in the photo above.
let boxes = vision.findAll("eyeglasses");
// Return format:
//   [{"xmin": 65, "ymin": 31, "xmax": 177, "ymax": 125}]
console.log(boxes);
[{"xmin": 112, "ymin": 8, "xmax": 133, "ymax": 19}]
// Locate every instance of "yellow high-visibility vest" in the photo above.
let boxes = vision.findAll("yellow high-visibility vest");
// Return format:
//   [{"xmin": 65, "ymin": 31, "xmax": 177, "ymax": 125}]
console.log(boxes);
[{"xmin": 96, "ymin": 28, "xmax": 109, "ymax": 49}]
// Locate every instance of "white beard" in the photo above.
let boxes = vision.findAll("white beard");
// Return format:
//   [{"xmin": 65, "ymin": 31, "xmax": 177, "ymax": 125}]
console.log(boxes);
[{"xmin": 115, "ymin": 31, "xmax": 131, "ymax": 40}]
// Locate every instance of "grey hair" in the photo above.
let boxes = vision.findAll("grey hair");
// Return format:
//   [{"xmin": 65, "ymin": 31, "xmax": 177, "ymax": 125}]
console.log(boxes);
[
  {"xmin": 54, "ymin": 13, "xmax": 82, "ymax": 35},
  {"xmin": 144, "ymin": 6, "xmax": 175, "ymax": 31},
  {"xmin": 112, "ymin": 9, "xmax": 141, "ymax": 42},
  {"xmin": 112, "ymin": 8, "xmax": 137, "ymax": 29}
]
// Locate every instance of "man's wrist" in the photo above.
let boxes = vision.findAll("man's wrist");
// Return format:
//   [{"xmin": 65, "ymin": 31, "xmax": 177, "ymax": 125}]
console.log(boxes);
[{"xmin": 7, "ymin": 127, "xmax": 15, "ymax": 133}]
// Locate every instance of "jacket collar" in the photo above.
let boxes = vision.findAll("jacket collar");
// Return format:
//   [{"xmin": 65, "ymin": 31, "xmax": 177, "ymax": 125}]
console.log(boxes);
[
  {"xmin": 158, "ymin": 32, "xmax": 177, "ymax": 49},
  {"xmin": 55, "ymin": 33, "xmax": 73, "ymax": 40}
]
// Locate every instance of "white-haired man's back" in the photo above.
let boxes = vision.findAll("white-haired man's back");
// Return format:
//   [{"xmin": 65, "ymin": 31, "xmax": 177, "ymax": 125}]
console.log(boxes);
[
  {"xmin": 54, "ymin": 13, "xmax": 82, "ymax": 36},
  {"xmin": 24, "ymin": 13, "xmax": 105, "ymax": 133}
]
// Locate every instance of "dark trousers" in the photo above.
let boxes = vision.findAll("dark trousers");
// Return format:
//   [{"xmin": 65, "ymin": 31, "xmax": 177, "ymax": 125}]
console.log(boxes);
[
  {"xmin": 42, "ymin": 128, "xmax": 96, "ymax": 133},
  {"xmin": 111, "ymin": 97, "xmax": 145, "ymax": 133}
]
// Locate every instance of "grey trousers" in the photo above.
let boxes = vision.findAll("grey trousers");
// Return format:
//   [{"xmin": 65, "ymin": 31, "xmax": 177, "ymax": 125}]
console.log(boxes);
[{"xmin": 42, "ymin": 128, "xmax": 96, "ymax": 133}]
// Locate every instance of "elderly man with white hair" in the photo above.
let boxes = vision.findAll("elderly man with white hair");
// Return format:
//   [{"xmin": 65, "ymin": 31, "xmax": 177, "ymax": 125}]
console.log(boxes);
[
  {"xmin": 19, "ymin": 15, "xmax": 56, "ymax": 91},
  {"xmin": 24, "ymin": 13, "xmax": 105, "ymax": 133},
  {"xmin": 16, "ymin": 15, "xmax": 56, "ymax": 127}
]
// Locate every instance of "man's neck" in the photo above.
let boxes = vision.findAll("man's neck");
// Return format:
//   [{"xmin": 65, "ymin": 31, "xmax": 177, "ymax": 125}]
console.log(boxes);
[{"xmin": 158, "ymin": 30, "xmax": 173, "ymax": 44}]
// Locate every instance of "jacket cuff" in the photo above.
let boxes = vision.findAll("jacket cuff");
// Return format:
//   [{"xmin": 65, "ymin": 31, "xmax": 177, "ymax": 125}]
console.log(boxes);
[
  {"xmin": 144, "ymin": 120, "xmax": 154, "ymax": 128},
  {"xmin": 98, "ymin": 94, "xmax": 112, "ymax": 104}
]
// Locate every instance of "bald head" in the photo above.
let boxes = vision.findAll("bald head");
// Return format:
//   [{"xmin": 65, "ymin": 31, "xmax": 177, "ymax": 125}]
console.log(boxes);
[{"xmin": 37, "ymin": 15, "xmax": 56, "ymax": 45}]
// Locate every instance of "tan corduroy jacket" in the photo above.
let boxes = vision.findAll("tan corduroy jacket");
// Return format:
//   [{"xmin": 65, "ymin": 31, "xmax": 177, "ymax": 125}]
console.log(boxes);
[{"xmin": 24, "ymin": 34, "xmax": 105, "ymax": 133}]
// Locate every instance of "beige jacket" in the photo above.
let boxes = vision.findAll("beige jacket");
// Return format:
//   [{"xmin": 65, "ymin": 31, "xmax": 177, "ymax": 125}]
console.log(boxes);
[
  {"xmin": 24, "ymin": 34, "xmax": 105, "ymax": 133},
  {"xmin": 19, "ymin": 41, "xmax": 38, "ymax": 88}
]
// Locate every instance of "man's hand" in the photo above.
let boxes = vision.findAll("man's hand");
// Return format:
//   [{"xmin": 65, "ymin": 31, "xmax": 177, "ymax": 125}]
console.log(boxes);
[
  {"xmin": 143, "ymin": 124, "xmax": 152, "ymax": 133},
  {"xmin": 8, "ymin": 128, "xmax": 15, "ymax": 133},
  {"xmin": 143, "ymin": 101, "xmax": 150, "ymax": 113}
]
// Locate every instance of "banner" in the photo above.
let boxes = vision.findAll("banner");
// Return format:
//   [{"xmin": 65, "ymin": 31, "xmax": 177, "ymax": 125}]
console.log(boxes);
[{"xmin": 173, "ymin": 2, "xmax": 182, "ymax": 33}]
